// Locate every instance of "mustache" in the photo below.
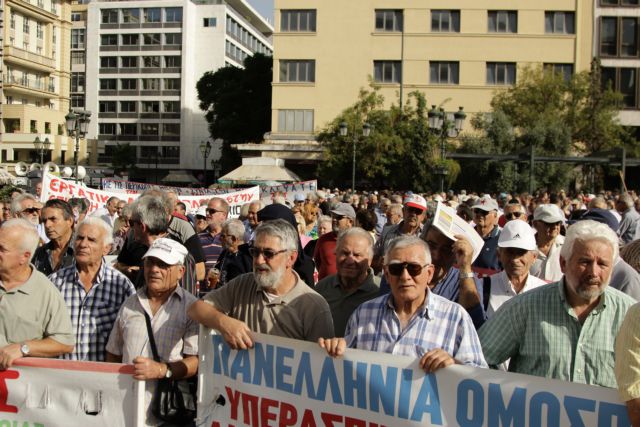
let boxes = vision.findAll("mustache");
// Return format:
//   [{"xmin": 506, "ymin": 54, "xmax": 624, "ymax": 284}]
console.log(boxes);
[{"xmin": 254, "ymin": 263, "xmax": 272, "ymax": 273}]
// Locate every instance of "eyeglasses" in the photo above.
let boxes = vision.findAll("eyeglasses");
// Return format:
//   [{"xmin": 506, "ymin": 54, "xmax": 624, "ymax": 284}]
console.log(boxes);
[
  {"xmin": 406, "ymin": 206, "xmax": 424, "ymax": 215},
  {"xmin": 505, "ymin": 212, "xmax": 523, "ymax": 220},
  {"xmin": 332, "ymin": 215, "xmax": 347, "ymax": 221},
  {"xmin": 21, "ymin": 207, "xmax": 40, "ymax": 214},
  {"xmin": 386, "ymin": 262, "xmax": 429, "ymax": 277},
  {"xmin": 248, "ymin": 247, "xmax": 288, "ymax": 260},
  {"xmin": 473, "ymin": 209, "xmax": 490, "ymax": 216},
  {"xmin": 207, "ymin": 208, "xmax": 225, "ymax": 215}
]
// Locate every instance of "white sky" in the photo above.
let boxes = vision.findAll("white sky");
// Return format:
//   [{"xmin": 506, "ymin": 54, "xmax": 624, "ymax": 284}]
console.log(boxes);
[{"xmin": 247, "ymin": 0, "xmax": 274, "ymax": 24}]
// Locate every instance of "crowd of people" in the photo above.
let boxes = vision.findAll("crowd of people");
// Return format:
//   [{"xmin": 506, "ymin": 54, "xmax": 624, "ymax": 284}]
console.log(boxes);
[{"xmin": 2, "ymin": 182, "xmax": 640, "ymax": 425}]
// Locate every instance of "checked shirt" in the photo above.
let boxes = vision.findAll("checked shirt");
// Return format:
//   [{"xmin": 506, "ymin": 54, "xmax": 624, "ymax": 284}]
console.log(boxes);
[{"xmin": 49, "ymin": 260, "xmax": 135, "ymax": 361}]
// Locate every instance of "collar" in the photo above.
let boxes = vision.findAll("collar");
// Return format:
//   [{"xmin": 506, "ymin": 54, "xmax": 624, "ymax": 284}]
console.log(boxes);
[
  {"xmin": 73, "ymin": 258, "xmax": 108, "ymax": 286},
  {"xmin": 557, "ymin": 278, "xmax": 608, "ymax": 315},
  {"xmin": 333, "ymin": 269, "xmax": 378, "ymax": 291},
  {"xmin": 385, "ymin": 290, "xmax": 431, "ymax": 320},
  {"xmin": 254, "ymin": 270, "xmax": 303, "ymax": 304},
  {"xmin": 0, "ymin": 265, "xmax": 38, "ymax": 295},
  {"xmin": 139, "ymin": 283, "xmax": 184, "ymax": 303}
]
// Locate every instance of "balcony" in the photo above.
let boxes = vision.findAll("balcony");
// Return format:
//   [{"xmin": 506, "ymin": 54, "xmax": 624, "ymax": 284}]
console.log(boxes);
[
  {"xmin": 4, "ymin": 45, "xmax": 55, "ymax": 71},
  {"xmin": 4, "ymin": 75, "xmax": 55, "ymax": 98},
  {"xmin": 7, "ymin": 0, "xmax": 58, "ymax": 23}
]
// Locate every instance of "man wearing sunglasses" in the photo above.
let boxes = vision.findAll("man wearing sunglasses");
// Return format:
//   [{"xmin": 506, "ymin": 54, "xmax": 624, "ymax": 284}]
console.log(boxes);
[
  {"xmin": 189, "ymin": 219, "xmax": 334, "ymax": 349},
  {"xmin": 501, "ymin": 201, "xmax": 528, "ymax": 225},
  {"xmin": 372, "ymin": 194, "xmax": 427, "ymax": 274},
  {"xmin": 471, "ymin": 195, "xmax": 501, "ymax": 274},
  {"xmin": 529, "ymin": 204, "xmax": 565, "ymax": 282},
  {"xmin": 198, "ymin": 197, "xmax": 229, "ymax": 283},
  {"xmin": 319, "ymin": 235, "xmax": 486, "ymax": 371}
]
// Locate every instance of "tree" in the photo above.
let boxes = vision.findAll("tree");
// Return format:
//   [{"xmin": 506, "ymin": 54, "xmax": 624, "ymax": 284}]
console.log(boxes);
[
  {"xmin": 111, "ymin": 143, "xmax": 138, "ymax": 176},
  {"xmin": 197, "ymin": 53, "xmax": 272, "ymax": 172}
]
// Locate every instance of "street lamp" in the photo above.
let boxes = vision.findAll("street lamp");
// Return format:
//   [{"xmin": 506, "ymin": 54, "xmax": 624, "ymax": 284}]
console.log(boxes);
[
  {"xmin": 33, "ymin": 136, "xmax": 51, "ymax": 165},
  {"xmin": 428, "ymin": 105, "xmax": 466, "ymax": 193},
  {"xmin": 199, "ymin": 140, "xmax": 212, "ymax": 187},
  {"xmin": 339, "ymin": 121, "xmax": 371, "ymax": 192},
  {"xmin": 65, "ymin": 110, "xmax": 91, "ymax": 183}
]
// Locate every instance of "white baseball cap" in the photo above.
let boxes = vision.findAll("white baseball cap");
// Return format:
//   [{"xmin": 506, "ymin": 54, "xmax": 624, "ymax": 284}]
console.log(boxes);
[
  {"xmin": 143, "ymin": 238, "xmax": 188, "ymax": 266},
  {"xmin": 195, "ymin": 206, "xmax": 207, "ymax": 218},
  {"xmin": 533, "ymin": 204, "xmax": 565, "ymax": 223},
  {"xmin": 404, "ymin": 194, "xmax": 427, "ymax": 211},
  {"xmin": 498, "ymin": 220, "xmax": 536, "ymax": 251}
]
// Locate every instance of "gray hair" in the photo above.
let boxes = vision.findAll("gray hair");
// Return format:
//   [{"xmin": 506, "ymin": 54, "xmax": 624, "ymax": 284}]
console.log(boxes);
[
  {"xmin": 272, "ymin": 195, "xmax": 286, "ymax": 205},
  {"xmin": 76, "ymin": 217, "xmax": 113, "ymax": 245},
  {"xmin": 561, "ymin": 220, "xmax": 619, "ymax": 262},
  {"xmin": 336, "ymin": 227, "xmax": 374, "ymax": 258},
  {"xmin": 249, "ymin": 200, "xmax": 265, "ymax": 210},
  {"xmin": 222, "ymin": 219, "xmax": 245, "ymax": 241},
  {"xmin": 619, "ymin": 194, "xmax": 634, "ymax": 210},
  {"xmin": 1, "ymin": 218, "xmax": 39, "ymax": 257},
  {"xmin": 11, "ymin": 194, "xmax": 37, "ymax": 216},
  {"xmin": 384, "ymin": 235, "xmax": 432, "ymax": 265},
  {"xmin": 254, "ymin": 219, "xmax": 298, "ymax": 252},
  {"xmin": 387, "ymin": 203, "xmax": 403, "ymax": 216},
  {"xmin": 140, "ymin": 188, "xmax": 173, "ymax": 216},
  {"xmin": 120, "ymin": 203, "xmax": 132, "ymax": 219},
  {"xmin": 318, "ymin": 215, "xmax": 332, "ymax": 225},
  {"xmin": 130, "ymin": 195, "xmax": 169, "ymax": 235}
]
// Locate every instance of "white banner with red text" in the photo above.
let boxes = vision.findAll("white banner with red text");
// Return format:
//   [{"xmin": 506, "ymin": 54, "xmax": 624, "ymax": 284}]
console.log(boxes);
[
  {"xmin": 41, "ymin": 173, "xmax": 259, "ymax": 218},
  {"xmin": 0, "ymin": 358, "xmax": 144, "ymax": 427},
  {"xmin": 197, "ymin": 330, "xmax": 630, "ymax": 427},
  {"xmin": 102, "ymin": 178, "xmax": 237, "ymax": 196},
  {"xmin": 260, "ymin": 180, "xmax": 317, "ymax": 205}
]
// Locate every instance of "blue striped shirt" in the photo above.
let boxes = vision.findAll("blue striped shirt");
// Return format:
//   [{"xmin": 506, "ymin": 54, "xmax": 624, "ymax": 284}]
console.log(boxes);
[
  {"xmin": 49, "ymin": 260, "xmax": 135, "ymax": 361},
  {"xmin": 345, "ymin": 292, "xmax": 487, "ymax": 367}
]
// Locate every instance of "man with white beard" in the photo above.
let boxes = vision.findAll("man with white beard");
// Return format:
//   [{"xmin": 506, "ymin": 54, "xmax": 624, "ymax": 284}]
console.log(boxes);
[{"xmin": 188, "ymin": 219, "xmax": 334, "ymax": 348}]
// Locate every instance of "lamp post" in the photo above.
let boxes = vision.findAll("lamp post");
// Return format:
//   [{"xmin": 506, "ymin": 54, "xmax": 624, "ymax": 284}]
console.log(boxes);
[
  {"xmin": 428, "ymin": 105, "xmax": 466, "ymax": 193},
  {"xmin": 33, "ymin": 136, "xmax": 51, "ymax": 165},
  {"xmin": 211, "ymin": 158, "xmax": 221, "ymax": 182},
  {"xmin": 338, "ymin": 121, "xmax": 371, "ymax": 192},
  {"xmin": 65, "ymin": 110, "xmax": 91, "ymax": 183},
  {"xmin": 199, "ymin": 140, "xmax": 212, "ymax": 187}
]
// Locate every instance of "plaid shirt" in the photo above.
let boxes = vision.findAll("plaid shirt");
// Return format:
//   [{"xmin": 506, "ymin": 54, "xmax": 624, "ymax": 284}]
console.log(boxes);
[
  {"xmin": 49, "ymin": 260, "xmax": 135, "ymax": 361},
  {"xmin": 345, "ymin": 292, "xmax": 487, "ymax": 367}
]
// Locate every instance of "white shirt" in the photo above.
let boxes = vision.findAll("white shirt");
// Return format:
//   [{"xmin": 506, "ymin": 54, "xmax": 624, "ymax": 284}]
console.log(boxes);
[
  {"xmin": 91, "ymin": 207, "xmax": 117, "ymax": 227},
  {"xmin": 530, "ymin": 234, "xmax": 564, "ymax": 282},
  {"xmin": 487, "ymin": 270, "xmax": 548, "ymax": 318}
]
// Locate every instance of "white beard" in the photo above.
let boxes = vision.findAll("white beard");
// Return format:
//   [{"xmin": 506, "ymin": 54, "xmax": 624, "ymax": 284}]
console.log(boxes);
[{"xmin": 254, "ymin": 263, "xmax": 285, "ymax": 290}]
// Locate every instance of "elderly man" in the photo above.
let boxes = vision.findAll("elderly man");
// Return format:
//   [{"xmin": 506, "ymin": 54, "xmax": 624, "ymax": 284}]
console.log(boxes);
[
  {"xmin": 0, "ymin": 219, "xmax": 74, "ymax": 368},
  {"xmin": 485, "ymin": 220, "xmax": 546, "ymax": 318},
  {"xmin": 92, "ymin": 196, "xmax": 120, "ymax": 228},
  {"xmin": 33, "ymin": 199, "xmax": 75, "ymax": 275},
  {"xmin": 502, "ymin": 200, "xmax": 528, "ymax": 224},
  {"xmin": 617, "ymin": 193, "xmax": 640, "ymax": 244},
  {"xmin": 373, "ymin": 194, "xmax": 427, "ymax": 274},
  {"xmin": 199, "ymin": 197, "xmax": 229, "ymax": 277},
  {"xmin": 11, "ymin": 193, "xmax": 40, "ymax": 227},
  {"xmin": 49, "ymin": 217, "xmax": 135, "ymax": 361},
  {"xmin": 615, "ymin": 303, "xmax": 640, "ymax": 425},
  {"xmin": 316, "ymin": 228, "xmax": 380, "ymax": 336},
  {"xmin": 471, "ymin": 195, "xmax": 501, "ymax": 272},
  {"xmin": 319, "ymin": 235, "xmax": 486, "ymax": 372},
  {"xmin": 529, "ymin": 204, "xmax": 565, "ymax": 282},
  {"xmin": 189, "ymin": 219, "xmax": 334, "ymax": 348},
  {"xmin": 213, "ymin": 219, "xmax": 248, "ymax": 287},
  {"xmin": 479, "ymin": 220, "xmax": 635, "ymax": 387},
  {"xmin": 243, "ymin": 200, "xmax": 263, "ymax": 243},
  {"xmin": 106, "ymin": 238, "xmax": 198, "ymax": 425},
  {"xmin": 314, "ymin": 202, "xmax": 356, "ymax": 280}
]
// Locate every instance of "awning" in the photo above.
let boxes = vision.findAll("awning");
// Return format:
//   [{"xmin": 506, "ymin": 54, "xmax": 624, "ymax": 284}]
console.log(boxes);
[{"xmin": 218, "ymin": 164, "xmax": 300, "ymax": 184}]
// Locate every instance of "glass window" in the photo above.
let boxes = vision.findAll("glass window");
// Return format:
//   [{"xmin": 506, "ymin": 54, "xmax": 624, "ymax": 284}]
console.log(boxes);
[
  {"xmin": 71, "ymin": 51, "xmax": 85, "ymax": 65},
  {"xmin": 100, "ymin": 78, "xmax": 116, "ymax": 89},
  {"xmin": 488, "ymin": 11, "xmax": 517, "ymax": 33},
  {"xmin": 601, "ymin": 17, "xmax": 618, "ymax": 56},
  {"xmin": 121, "ymin": 56, "xmax": 138, "ymax": 68},
  {"xmin": 141, "ymin": 123, "xmax": 159, "ymax": 135},
  {"xmin": 431, "ymin": 10, "xmax": 460, "ymax": 32},
  {"xmin": 144, "ymin": 33, "xmax": 161, "ymax": 45},
  {"xmin": 72, "ymin": 96, "xmax": 86, "ymax": 109},
  {"xmin": 144, "ymin": 8, "xmax": 161, "ymax": 23},
  {"xmin": 100, "ymin": 57, "xmax": 117, "ymax": 68},
  {"xmin": 544, "ymin": 63, "xmax": 574, "ymax": 82},
  {"xmin": 142, "ymin": 101, "xmax": 160, "ymax": 113},
  {"xmin": 164, "ymin": 56, "xmax": 181, "ymax": 68},
  {"xmin": 622, "ymin": 18, "xmax": 639, "ymax": 56},
  {"xmin": 71, "ymin": 29, "xmax": 85, "ymax": 49},
  {"xmin": 143, "ymin": 56, "xmax": 161, "ymax": 67},
  {"xmin": 99, "ymin": 101, "xmax": 116, "ymax": 113},
  {"xmin": 280, "ymin": 10, "xmax": 316, "ymax": 32},
  {"xmin": 99, "ymin": 123, "xmax": 116, "ymax": 135},
  {"xmin": 486, "ymin": 62, "xmax": 516, "ymax": 85},
  {"xmin": 163, "ymin": 101, "xmax": 180, "ymax": 112},
  {"xmin": 142, "ymin": 78, "xmax": 160, "ymax": 90},
  {"xmin": 430, "ymin": 61, "xmax": 460, "ymax": 84},
  {"xmin": 122, "ymin": 34, "xmax": 139, "ymax": 45},
  {"xmin": 71, "ymin": 73, "xmax": 85, "ymax": 92},
  {"xmin": 280, "ymin": 60, "xmax": 315, "ymax": 82},
  {"xmin": 165, "ymin": 7, "xmax": 182, "ymax": 23},
  {"xmin": 121, "ymin": 79, "xmax": 137, "ymax": 90},
  {"xmin": 373, "ymin": 61, "xmax": 402, "ymax": 83},
  {"xmin": 375, "ymin": 10, "xmax": 403, "ymax": 32},
  {"xmin": 164, "ymin": 79, "xmax": 180, "ymax": 90},
  {"xmin": 620, "ymin": 68, "xmax": 637, "ymax": 107},
  {"xmin": 120, "ymin": 101, "xmax": 136, "ymax": 113},
  {"xmin": 101, "ymin": 9, "xmax": 118, "ymax": 24},
  {"xmin": 545, "ymin": 12, "xmax": 575, "ymax": 34},
  {"xmin": 163, "ymin": 123, "xmax": 180, "ymax": 136},
  {"xmin": 277, "ymin": 109, "xmax": 314, "ymax": 132},
  {"xmin": 101, "ymin": 34, "xmax": 117, "ymax": 46},
  {"xmin": 204, "ymin": 18, "xmax": 217, "ymax": 27},
  {"xmin": 165, "ymin": 33, "xmax": 182, "ymax": 45},
  {"xmin": 120, "ymin": 123, "xmax": 137, "ymax": 135},
  {"xmin": 122, "ymin": 9, "xmax": 140, "ymax": 23}
]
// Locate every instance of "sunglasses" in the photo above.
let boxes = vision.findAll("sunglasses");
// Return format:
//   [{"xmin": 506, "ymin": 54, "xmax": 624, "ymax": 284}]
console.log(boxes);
[
  {"xmin": 248, "ymin": 247, "xmax": 287, "ymax": 260},
  {"xmin": 332, "ymin": 215, "xmax": 347, "ymax": 221},
  {"xmin": 207, "ymin": 208, "xmax": 225, "ymax": 215},
  {"xmin": 387, "ymin": 262, "xmax": 429, "ymax": 277},
  {"xmin": 505, "ymin": 212, "xmax": 523, "ymax": 220},
  {"xmin": 21, "ymin": 207, "xmax": 40, "ymax": 214},
  {"xmin": 406, "ymin": 206, "xmax": 424, "ymax": 215},
  {"xmin": 473, "ymin": 209, "xmax": 490, "ymax": 216}
]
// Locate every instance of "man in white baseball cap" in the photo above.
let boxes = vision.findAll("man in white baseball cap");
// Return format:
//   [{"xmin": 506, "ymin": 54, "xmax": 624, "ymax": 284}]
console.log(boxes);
[
  {"xmin": 485, "ymin": 220, "xmax": 547, "ymax": 318},
  {"xmin": 530, "ymin": 204, "xmax": 565, "ymax": 282},
  {"xmin": 471, "ymin": 195, "xmax": 501, "ymax": 272}
]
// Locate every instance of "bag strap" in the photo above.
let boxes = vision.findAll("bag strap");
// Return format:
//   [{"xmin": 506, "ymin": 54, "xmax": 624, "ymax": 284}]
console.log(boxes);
[
  {"xmin": 482, "ymin": 276, "xmax": 492, "ymax": 312},
  {"xmin": 143, "ymin": 310, "xmax": 161, "ymax": 363}
]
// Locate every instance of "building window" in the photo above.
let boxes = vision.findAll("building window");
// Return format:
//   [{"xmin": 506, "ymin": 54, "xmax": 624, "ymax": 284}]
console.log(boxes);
[
  {"xmin": 122, "ymin": 56, "xmax": 138, "ymax": 68},
  {"xmin": 122, "ymin": 9, "xmax": 140, "ymax": 23},
  {"xmin": 163, "ymin": 101, "xmax": 180, "ymax": 112},
  {"xmin": 101, "ymin": 34, "xmax": 118, "ymax": 46},
  {"xmin": 431, "ymin": 10, "xmax": 460, "ymax": 32},
  {"xmin": 280, "ymin": 60, "xmax": 315, "ymax": 82},
  {"xmin": 602, "ymin": 67, "xmax": 637, "ymax": 108},
  {"xmin": 545, "ymin": 12, "xmax": 575, "ymax": 34},
  {"xmin": 100, "ymin": 78, "xmax": 116, "ymax": 89},
  {"xmin": 164, "ymin": 79, "xmax": 180, "ymax": 90},
  {"xmin": 165, "ymin": 33, "xmax": 181, "ymax": 45},
  {"xmin": 102, "ymin": 9, "xmax": 118, "ymax": 24},
  {"xmin": 141, "ymin": 123, "xmax": 159, "ymax": 135},
  {"xmin": 23, "ymin": 17, "xmax": 30, "ymax": 34},
  {"xmin": 120, "ymin": 101, "xmax": 136, "ymax": 113},
  {"xmin": 204, "ymin": 18, "xmax": 217, "ymax": 27},
  {"xmin": 486, "ymin": 62, "xmax": 516, "ymax": 85},
  {"xmin": 430, "ymin": 61, "xmax": 460, "ymax": 84},
  {"xmin": 100, "ymin": 57, "xmax": 117, "ymax": 68},
  {"xmin": 99, "ymin": 101, "xmax": 116, "ymax": 113},
  {"xmin": 121, "ymin": 79, "xmax": 137, "ymax": 90},
  {"xmin": 144, "ymin": 33, "xmax": 161, "ymax": 45},
  {"xmin": 37, "ymin": 22, "xmax": 43, "ymax": 39},
  {"xmin": 278, "ymin": 110, "xmax": 314, "ymax": 133},
  {"xmin": 143, "ymin": 56, "xmax": 161, "ymax": 68},
  {"xmin": 99, "ymin": 123, "xmax": 116, "ymax": 135},
  {"xmin": 601, "ymin": 17, "xmax": 640, "ymax": 57},
  {"xmin": 374, "ymin": 61, "xmax": 402, "ymax": 83},
  {"xmin": 10, "ymin": 11, "xmax": 15, "ymax": 29},
  {"xmin": 71, "ymin": 12, "xmax": 82, "ymax": 21},
  {"xmin": 375, "ymin": 10, "xmax": 403, "ymax": 32},
  {"xmin": 544, "ymin": 63, "xmax": 574, "ymax": 82},
  {"xmin": 163, "ymin": 123, "xmax": 180, "ymax": 136},
  {"xmin": 71, "ymin": 95, "xmax": 85, "ymax": 108},
  {"xmin": 280, "ymin": 10, "xmax": 316, "ymax": 32},
  {"xmin": 142, "ymin": 78, "xmax": 160, "ymax": 90},
  {"xmin": 600, "ymin": 0, "xmax": 640, "ymax": 5},
  {"xmin": 71, "ymin": 73, "xmax": 85, "ymax": 92},
  {"xmin": 71, "ymin": 29, "xmax": 85, "ymax": 49},
  {"xmin": 165, "ymin": 7, "xmax": 182, "ymax": 23},
  {"xmin": 120, "ymin": 123, "xmax": 137, "ymax": 135},
  {"xmin": 144, "ymin": 8, "xmax": 161, "ymax": 23},
  {"xmin": 122, "ymin": 34, "xmax": 139, "ymax": 45},
  {"xmin": 488, "ymin": 11, "xmax": 517, "ymax": 33},
  {"xmin": 71, "ymin": 51, "xmax": 85, "ymax": 65},
  {"xmin": 164, "ymin": 56, "xmax": 181, "ymax": 68},
  {"xmin": 142, "ymin": 101, "xmax": 160, "ymax": 113}
]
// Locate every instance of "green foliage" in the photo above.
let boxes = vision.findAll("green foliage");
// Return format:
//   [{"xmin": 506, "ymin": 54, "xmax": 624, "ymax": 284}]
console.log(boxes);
[
  {"xmin": 197, "ymin": 53, "xmax": 272, "ymax": 173},
  {"xmin": 111, "ymin": 143, "xmax": 138, "ymax": 175}
]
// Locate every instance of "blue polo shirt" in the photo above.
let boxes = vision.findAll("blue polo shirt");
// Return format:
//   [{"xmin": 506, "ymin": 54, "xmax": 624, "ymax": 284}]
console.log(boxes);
[{"xmin": 472, "ymin": 225, "xmax": 501, "ymax": 272}]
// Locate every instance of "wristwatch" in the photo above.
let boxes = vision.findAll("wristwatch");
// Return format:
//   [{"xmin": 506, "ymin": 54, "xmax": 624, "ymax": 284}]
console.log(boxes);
[
  {"xmin": 20, "ymin": 343, "xmax": 30, "ymax": 356},
  {"xmin": 164, "ymin": 363, "xmax": 173, "ymax": 379},
  {"xmin": 459, "ymin": 271, "xmax": 475, "ymax": 279}
]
